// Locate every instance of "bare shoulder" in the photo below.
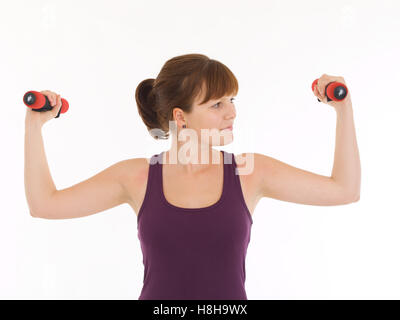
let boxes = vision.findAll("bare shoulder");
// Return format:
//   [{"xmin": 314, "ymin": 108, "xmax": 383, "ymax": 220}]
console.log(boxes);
[
  {"xmin": 119, "ymin": 157, "xmax": 151, "ymax": 191},
  {"xmin": 233, "ymin": 152, "xmax": 261, "ymax": 192},
  {"xmin": 118, "ymin": 157, "xmax": 151, "ymax": 213},
  {"xmin": 233, "ymin": 152, "xmax": 258, "ymax": 174},
  {"xmin": 234, "ymin": 152, "xmax": 283, "ymax": 196},
  {"xmin": 120, "ymin": 157, "xmax": 151, "ymax": 178},
  {"xmin": 233, "ymin": 152, "xmax": 284, "ymax": 198}
]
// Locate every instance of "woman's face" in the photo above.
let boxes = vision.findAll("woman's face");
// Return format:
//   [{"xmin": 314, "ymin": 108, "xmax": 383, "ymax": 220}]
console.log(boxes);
[{"xmin": 176, "ymin": 89, "xmax": 237, "ymax": 147}]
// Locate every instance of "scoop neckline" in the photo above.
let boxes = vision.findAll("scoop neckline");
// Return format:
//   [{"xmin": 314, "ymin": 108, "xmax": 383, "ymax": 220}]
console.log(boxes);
[{"xmin": 160, "ymin": 150, "xmax": 227, "ymax": 212}]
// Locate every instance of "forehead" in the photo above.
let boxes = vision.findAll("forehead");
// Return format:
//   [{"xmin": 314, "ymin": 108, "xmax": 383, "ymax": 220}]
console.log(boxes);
[{"xmin": 193, "ymin": 83, "xmax": 231, "ymax": 106}]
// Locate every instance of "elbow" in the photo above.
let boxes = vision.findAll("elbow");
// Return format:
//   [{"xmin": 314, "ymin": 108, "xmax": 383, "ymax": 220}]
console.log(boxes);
[
  {"xmin": 29, "ymin": 209, "xmax": 48, "ymax": 219},
  {"xmin": 29, "ymin": 208, "xmax": 38, "ymax": 217},
  {"xmin": 30, "ymin": 211, "xmax": 41, "ymax": 218},
  {"xmin": 30, "ymin": 210, "xmax": 41, "ymax": 218},
  {"xmin": 351, "ymin": 191, "xmax": 360, "ymax": 203},
  {"xmin": 342, "ymin": 191, "xmax": 360, "ymax": 204}
]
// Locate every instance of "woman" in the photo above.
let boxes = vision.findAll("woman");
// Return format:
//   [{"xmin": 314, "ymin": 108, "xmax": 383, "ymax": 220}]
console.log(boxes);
[{"xmin": 24, "ymin": 53, "xmax": 361, "ymax": 300}]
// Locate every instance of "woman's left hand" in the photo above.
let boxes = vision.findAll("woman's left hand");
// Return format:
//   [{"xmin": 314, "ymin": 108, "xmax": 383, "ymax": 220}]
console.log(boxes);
[{"xmin": 313, "ymin": 74, "xmax": 352, "ymax": 110}]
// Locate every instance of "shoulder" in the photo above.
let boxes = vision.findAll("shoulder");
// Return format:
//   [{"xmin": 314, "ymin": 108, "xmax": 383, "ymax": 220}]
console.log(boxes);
[
  {"xmin": 113, "ymin": 158, "xmax": 151, "ymax": 195},
  {"xmin": 232, "ymin": 152, "xmax": 260, "ymax": 173},
  {"xmin": 232, "ymin": 151, "xmax": 260, "ymax": 181},
  {"xmin": 118, "ymin": 157, "xmax": 151, "ymax": 184},
  {"xmin": 232, "ymin": 152, "xmax": 267, "ymax": 194},
  {"xmin": 115, "ymin": 157, "xmax": 152, "ymax": 208}
]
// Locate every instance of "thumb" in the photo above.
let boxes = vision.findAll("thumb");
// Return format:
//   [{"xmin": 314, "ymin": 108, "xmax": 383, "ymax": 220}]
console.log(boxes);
[{"xmin": 52, "ymin": 95, "xmax": 62, "ymax": 115}]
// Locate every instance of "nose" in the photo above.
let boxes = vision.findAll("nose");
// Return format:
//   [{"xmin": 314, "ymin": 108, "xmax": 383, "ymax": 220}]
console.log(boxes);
[{"xmin": 227, "ymin": 104, "xmax": 236, "ymax": 120}]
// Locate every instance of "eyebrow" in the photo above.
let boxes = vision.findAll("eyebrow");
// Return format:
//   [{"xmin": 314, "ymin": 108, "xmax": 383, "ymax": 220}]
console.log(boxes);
[
  {"xmin": 214, "ymin": 95, "xmax": 235, "ymax": 102},
  {"xmin": 199, "ymin": 95, "xmax": 236, "ymax": 107}
]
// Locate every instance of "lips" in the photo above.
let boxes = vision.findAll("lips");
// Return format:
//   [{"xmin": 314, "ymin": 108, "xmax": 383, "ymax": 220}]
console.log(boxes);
[{"xmin": 221, "ymin": 125, "xmax": 233, "ymax": 131}]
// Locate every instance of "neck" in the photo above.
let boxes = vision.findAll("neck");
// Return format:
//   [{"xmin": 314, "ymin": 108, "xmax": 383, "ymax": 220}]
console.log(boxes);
[{"xmin": 164, "ymin": 139, "xmax": 222, "ymax": 175}]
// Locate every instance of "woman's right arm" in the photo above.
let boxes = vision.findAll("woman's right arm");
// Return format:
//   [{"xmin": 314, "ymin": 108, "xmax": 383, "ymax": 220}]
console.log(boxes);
[
  {"xmin": 24, "ymin": 90, "xmax": 130, "ymax": 219},
  {"xmin": 24, "ymin": 120, "xmax": 58, "ymax": 216}
]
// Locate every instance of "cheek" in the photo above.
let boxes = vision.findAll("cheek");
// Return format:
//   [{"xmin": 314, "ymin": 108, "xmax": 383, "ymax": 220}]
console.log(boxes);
[{"xmin": 200, "ymin": 113, "xmax": 221, "ymax": 128}]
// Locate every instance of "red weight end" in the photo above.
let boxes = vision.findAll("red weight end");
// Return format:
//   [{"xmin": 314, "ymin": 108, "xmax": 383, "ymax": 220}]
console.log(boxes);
[
  {"xmin": 60, "ymin": 98, "xmax": 69, "ymax": 113},
  {"xmin": 326, "ymin": 82, "xmax": 348, "ymax": 101},
  {"xmin": 23, "ymin": 91, "xmax": 46, "ymax": 109},
  {"xmin": 311, "ymin": 79, "xmax": 319, "ymax": 92}
]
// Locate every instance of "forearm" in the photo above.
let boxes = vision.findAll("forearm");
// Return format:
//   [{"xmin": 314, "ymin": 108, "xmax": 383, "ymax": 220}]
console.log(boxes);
[
  {"xmin": 24, "ymin": 121, "xmax": 57, "ymax": 215},
  {"xmin": 331, "ymin": 103, "xmax": 361, "ymax": 198}
]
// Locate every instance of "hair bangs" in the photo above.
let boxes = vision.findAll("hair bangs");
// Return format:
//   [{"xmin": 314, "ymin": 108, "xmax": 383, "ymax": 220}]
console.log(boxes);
[{"xmin": 196, "ymin": 60, "xmax": 239, "ymax": 106}]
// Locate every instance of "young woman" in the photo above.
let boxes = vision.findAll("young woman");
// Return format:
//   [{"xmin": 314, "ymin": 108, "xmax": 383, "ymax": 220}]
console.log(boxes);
[{"xmin": 24, "ymin": 53, "xmax": 361, "ymax": 300}]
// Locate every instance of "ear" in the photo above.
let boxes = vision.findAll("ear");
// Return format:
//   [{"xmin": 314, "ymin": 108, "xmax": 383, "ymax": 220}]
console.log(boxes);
[{"xmin": 173, "ymin": 107, "xmax": 186, "ymax": 126}]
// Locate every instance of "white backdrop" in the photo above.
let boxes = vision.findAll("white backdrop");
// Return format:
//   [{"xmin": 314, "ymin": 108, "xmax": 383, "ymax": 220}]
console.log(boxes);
[{"xmin": 1, "ymin": 0, "xmax": 399, "ymax": 299}]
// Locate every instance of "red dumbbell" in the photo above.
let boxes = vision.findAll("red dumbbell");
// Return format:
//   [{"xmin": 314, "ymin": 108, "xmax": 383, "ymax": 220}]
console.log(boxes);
[
  {"xmin": 23, "ymin": 90, "xmax": 69, "ymax": 118},
  {"xmin": 311, "ymin": 79, "xmax": 348, "ymax": 103}
]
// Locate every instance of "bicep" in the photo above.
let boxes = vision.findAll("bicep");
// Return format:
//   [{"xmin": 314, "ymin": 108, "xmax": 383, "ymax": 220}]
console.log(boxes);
[
  {"xmin": 254, "ymin": 153, "xmax": 356, "ymax": 206},
  {"xmin": 37, "ymin": 160, "xmax": 130, "ymax": 219}
]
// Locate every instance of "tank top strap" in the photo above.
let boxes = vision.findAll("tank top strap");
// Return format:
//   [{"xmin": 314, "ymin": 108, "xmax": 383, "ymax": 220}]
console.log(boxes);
[
  {"xmin": 147, "ymin": 151, "xmax": 164, "ymax": 194},
  {"xmin": 156, "ymin": 150, "xmax": 228, "ymax": 211},
  {"xmin": 223, "ymin": 150, "xmax": 254, "ymax": 224},
  {"xmin": 149, "ymin": 149, "xmax": 241, "ymax": 200},
  {"xmin": 138, "ymin": 150, "xmax": 252, "ymax": 224},
  {"xmin": 136, "ymin": 152, "xmax": 163, "ymax": 224},
  {"xmin": 148, "ymin": 150, "xmax": 231, "ymax": 213},
  {"xmin": 222, "ymin": 149, "xmax": 237, "ymax": 190}
]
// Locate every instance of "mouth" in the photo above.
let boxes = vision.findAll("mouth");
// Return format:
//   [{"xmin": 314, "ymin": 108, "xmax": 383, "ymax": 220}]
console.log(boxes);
[{"xmin": 221, "ymin": 125, "xmax": 233, "ymax": 131}]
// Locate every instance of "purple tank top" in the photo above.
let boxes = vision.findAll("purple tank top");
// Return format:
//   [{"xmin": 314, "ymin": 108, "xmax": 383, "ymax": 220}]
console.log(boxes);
[{"xmin": 137, "ymin": 150, "xmax": 253, "ymax": 300}]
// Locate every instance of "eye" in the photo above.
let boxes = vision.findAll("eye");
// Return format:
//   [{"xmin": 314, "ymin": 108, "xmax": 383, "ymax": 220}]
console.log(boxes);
[{"xmin": 212, "ymin": 97, "xmax": 235, "ymax": 108}]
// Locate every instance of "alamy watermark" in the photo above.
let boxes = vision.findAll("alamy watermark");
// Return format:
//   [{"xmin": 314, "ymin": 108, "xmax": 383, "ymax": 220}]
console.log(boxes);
[{"xmin": 146, "ymin": 120, "xmax": 255, "ymax": 175}]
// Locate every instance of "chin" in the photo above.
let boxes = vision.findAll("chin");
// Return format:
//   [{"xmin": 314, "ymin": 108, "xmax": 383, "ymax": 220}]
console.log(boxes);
[{"xmin": 211, "ymin": 135, "xmax": 234, "ymax": 146}]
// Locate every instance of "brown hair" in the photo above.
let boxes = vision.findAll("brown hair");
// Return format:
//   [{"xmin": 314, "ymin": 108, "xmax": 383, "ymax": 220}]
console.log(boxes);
[{"xmin": 135, "ymin": 53, "xmax": 239, "ymax": 140}]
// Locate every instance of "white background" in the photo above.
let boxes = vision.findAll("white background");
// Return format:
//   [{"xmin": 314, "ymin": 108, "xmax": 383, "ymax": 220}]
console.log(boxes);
[{"xmin": 1, "ymin": 0, "xmax": 399, "ymax": 299}]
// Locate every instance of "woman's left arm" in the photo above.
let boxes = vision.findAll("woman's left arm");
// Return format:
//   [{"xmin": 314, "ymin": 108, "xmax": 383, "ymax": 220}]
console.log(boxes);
[
  {"xmin": 245, "ymin": 74, "xmax": 361, "ymax": 206},
  {"xmin": 315, "ymin": 74, "xmax": 361, "ymax": 200}
]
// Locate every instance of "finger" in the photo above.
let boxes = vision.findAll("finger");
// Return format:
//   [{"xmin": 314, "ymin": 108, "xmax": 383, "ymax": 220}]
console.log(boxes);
[
  {"xmin": 317, "ymin": 74, "xmax": 336, "ymax": 98},
  {"xmin": 56, "ymin": 94, "xmax": 62, "ymax": 109},
  {"xmin": 319, "ymin": 86, "xmax": 325, "ymax": 100},
  {"xmin": 41, "ymin": 90, "xmax": 56, "ymax": 106},
  {"xmin": 314, "ymin": 84, "xmax": 325, "ymax": 103},
  {"xmin": 313, "ymin": 85, "xmax": 321, "ymax": 99},
  {"xmin": 40, "ymin": 90, "xmax": 51, "ymax": 104},
  {"xmin": 50, "ymin": 93, "xmax": 57, "ymax": 106},
  {"xmin": 316, "ymin": 78, "xmax": 327, "ymax": 99},
  {"xmin": 54, "ymin": 95, "xmax": 61, "ymax": 111}
]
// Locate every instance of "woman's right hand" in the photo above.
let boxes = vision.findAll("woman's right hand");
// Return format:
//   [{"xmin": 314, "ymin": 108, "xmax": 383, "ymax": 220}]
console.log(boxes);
[{"xmin": 25, "ymin": 90, "xmax": 63, "ymax": 127}]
